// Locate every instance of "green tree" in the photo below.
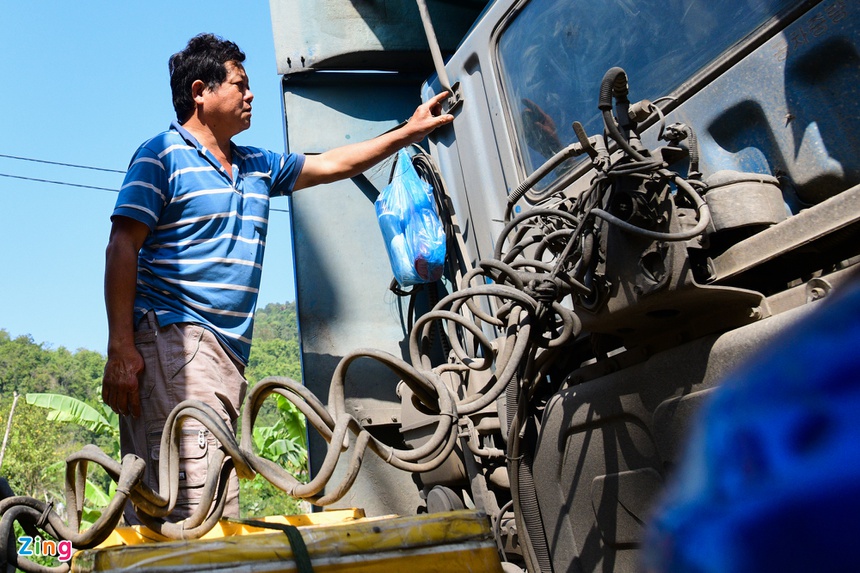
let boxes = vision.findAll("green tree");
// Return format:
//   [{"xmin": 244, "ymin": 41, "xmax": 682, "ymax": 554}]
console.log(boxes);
[
  {"xmin": 247, "ymin": 338, "xmax": 302, "ymax": 382},
  {"xmin": 0, "ymin": 332, "xmax": 56, "ymax": 395},
  {"xmin": 0, "ymin": 400, "xmax": 72, "ymax": 500},
  {"xmin": 46, "ymin": 347, "xmax": 105, "ymax": 404},
  {"xmin": 252, "ymin": 302, "xmax": 299, "ymax": 343},
  {"xmin": 0, "ymin": 330, "xmax": 105, "ymax": 402}
]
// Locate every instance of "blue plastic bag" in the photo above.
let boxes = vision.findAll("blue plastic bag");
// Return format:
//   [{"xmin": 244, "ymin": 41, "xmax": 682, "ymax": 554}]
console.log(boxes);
[{"xmin": 375, "ymin": 149, "xmax": 446, "ymax": 287}]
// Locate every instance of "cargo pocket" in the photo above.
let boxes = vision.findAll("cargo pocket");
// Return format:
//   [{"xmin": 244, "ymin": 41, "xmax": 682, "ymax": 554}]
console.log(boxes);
[
  {"xmin": 150, "ymin": 427, "xmax": 211, "ymax": 508},
  {"xmin": 134, "ymin": 328, "xmax": 158, "ymax": 400},
  {"xmin": 162, "ymin": 324, "xmax": 203, "ymax": 381}
]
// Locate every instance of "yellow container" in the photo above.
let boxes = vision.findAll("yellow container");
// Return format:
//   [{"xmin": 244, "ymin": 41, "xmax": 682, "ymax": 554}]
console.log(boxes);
[
  {"xmin": 89, "ymin": 508, "xmax": 368, "ymax": 547},
  {"xmin": 72, "ymin": 510, "xmax": 503, "ymax": 573}
]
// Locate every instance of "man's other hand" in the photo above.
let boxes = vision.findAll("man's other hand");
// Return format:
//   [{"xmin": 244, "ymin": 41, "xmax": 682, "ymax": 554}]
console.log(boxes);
[{"xmin": 102, "ymin": 345, "xmax": 144, "ymax": 418}]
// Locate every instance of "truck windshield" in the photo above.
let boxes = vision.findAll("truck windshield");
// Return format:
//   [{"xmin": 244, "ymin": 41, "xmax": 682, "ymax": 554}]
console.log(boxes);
[{"xmin": 497, "ymin": 0, "xmax": 798, "ymax": 190}]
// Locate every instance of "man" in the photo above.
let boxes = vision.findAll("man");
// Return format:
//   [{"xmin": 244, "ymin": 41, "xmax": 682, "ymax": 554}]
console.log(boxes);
[{"xmin": 102, "ymin": 33, "xmax": 453, "ymax": 522}]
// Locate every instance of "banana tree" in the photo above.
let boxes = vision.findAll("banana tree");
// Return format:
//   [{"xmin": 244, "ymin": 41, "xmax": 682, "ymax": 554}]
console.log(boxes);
[
  {"xmin": 25, "ymin": 393, "xmax": 118, "ymax": 453},
  {"xmin": 25, "ymin": 393, "xmax": 119, "ymax": 525},
  {"xmin": 252, "ymin": 395, "xmax": 308, "ymax": 473}
]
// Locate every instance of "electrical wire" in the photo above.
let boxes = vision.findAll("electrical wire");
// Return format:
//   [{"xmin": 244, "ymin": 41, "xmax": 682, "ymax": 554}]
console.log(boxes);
[
  {"xmin": 0, "ymin": 153, "xmax": 127, "ymax": 173},
  {"xmin": 0, "ymin": 172, "xmax": 290, "ymax": 213},
  {"xmin": 0, "ymin": 172, "xmax": 119, "ymax": 193}
]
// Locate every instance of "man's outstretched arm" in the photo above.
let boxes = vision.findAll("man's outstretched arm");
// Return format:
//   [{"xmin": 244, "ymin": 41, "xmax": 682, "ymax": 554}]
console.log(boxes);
[{"xmin": 294, "ymin": 91, "xmax": 454, "ymax": 191}]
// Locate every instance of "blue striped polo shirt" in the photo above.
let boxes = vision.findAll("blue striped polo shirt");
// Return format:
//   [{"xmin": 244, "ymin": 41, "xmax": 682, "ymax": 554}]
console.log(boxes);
[{"xmin": 112, "ymin": 121, "xmax": 305, "ymax": 364}]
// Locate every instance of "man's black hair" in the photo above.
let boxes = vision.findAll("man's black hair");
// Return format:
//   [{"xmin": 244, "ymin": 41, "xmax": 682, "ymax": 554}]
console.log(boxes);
[{"xmin": 169, "ymin": 33, "xmax": 246, "ymax": 123}]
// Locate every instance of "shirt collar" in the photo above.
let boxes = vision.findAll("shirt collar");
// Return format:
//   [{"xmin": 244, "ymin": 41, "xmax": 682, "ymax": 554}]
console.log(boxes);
[
  {"xmin": 169, "ymin": 120, "xmax": 238, "ymax": 178},
  {"xmin": 170, "ymin": 120, "xmax": 203, "ymax": 150}
]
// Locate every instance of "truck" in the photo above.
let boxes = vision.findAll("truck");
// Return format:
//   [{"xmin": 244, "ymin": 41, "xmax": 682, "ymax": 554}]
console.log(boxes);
[
  {"xmin": 279, "ymin": 0, "xmax": 860, "ymax": 571},
  {"xmin": 4, "ymin": 1, "xmax": 859, "ymax": 571}
]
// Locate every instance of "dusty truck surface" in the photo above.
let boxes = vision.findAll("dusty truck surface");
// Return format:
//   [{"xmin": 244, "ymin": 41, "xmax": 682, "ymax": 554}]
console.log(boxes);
[
  {"xmin": 281, "ymin": 0, "xmax": 860, "ymax": 571},
  {"xmin": 3, "ymin": 1, "xmax": 859, "ymax": 572}
]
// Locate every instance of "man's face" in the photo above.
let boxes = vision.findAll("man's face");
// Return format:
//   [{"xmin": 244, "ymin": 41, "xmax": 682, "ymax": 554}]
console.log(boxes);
[{"xmin": 203, "ymin": 61, "xmax": 254, "ymax": 137}]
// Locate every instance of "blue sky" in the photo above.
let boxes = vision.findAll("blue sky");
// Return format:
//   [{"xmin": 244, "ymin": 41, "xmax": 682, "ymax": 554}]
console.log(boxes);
[{"xmin": 0, "ymin": 1, "xmax": 296, "ymax": 353}]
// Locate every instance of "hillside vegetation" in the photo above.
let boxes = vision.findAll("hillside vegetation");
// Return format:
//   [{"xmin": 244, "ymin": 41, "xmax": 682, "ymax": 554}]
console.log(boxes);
[{"xmin": 0, "ymin": 301, "xmax": 305, "ymax": 517}]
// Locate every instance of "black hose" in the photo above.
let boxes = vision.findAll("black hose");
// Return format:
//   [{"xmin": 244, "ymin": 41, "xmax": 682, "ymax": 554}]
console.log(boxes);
[
  {"xmin": 598, "ymin": 66, "xmax": 629, "ymax": 111},
  {"xmin": 507, "ymin": 371, "xmax": 553, "ymax": 573},
  {"xmin": 599, "ymin": 67, "xmax": 648, "ymax": 163},
  {"xmin": 496, "ymin": 209, "xmax": 581, "ymax": 261},
  {"xmin": 507, "ymin": 143, "xmax": 583, "ymax": 213}
]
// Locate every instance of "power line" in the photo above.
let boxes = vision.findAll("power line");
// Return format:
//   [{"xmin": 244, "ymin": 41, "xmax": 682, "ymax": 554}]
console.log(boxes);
[
  {"xmin": 0, "ymin": 171, "xmax": 291, "ymax": 213},
  {"xmin": 0, "ymin": 152, "xmax": 290, "ymax": 212},
  {"xmin": 0, "ymin": 172, "xmax": 119, "ymax": 192},
  {"xmin": 0, "ymin": 153, "xmax": 126, "ymax": 174}
]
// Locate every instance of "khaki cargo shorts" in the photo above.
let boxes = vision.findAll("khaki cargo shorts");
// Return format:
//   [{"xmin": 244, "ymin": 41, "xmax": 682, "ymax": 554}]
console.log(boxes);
[{"xmin": 120, "ymin": 311, "xmax": 247, "ymax": 524}]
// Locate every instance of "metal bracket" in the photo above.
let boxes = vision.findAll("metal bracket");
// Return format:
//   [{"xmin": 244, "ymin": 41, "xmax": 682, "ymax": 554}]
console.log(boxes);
[{"xmin": 416, "ymin": 0, "xmax": 463, "ymax": 112}]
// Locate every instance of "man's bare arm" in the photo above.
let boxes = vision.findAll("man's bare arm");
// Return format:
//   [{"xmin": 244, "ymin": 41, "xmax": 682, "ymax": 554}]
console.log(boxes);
[
  {"xmin": 294, "ymin": 91, "xmax": 454, "ymax": 191},
  {"xmin": 102, "ymin": 216, "xmax": 150, "ymax": 418}
]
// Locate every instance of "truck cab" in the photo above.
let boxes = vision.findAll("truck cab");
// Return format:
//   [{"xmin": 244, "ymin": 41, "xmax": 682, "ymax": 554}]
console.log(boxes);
[{"xmin": 275, "ymin": 1, "xmax": 859, "ymax": 570}]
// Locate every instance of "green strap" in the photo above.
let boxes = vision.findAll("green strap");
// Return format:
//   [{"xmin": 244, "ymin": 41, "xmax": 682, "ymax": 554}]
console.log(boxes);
[
  {"xmin": 228, "ymin": 518, "xmax": 314, "ymax": 573},
  {"xmin": 280, "ymin": 524, "xmax": 314, "ymax": 573}
]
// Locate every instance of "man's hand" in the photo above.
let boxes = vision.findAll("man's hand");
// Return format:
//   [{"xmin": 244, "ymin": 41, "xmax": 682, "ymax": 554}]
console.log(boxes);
[
  {"xmin": 402, "ymin": 91, "xmax": 456, "ymax": 145},
  {"xmin": 102, "ymin": 344, "xmax": 144, "ymax": 418}
]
